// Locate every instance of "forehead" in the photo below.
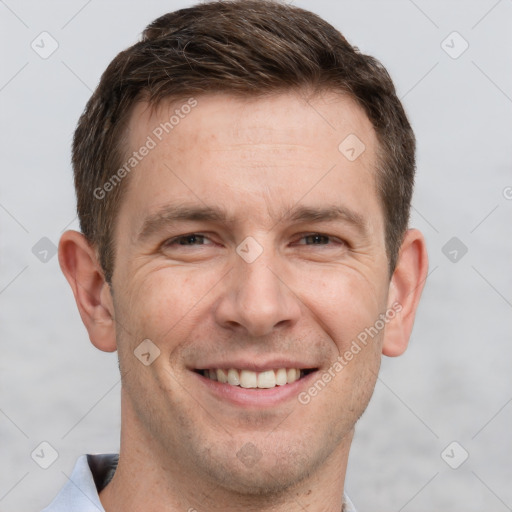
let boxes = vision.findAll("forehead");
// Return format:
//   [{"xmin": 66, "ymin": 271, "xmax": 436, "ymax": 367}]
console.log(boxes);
[
  {"xmin": 117, "ymin": 91, "xmax": 381, "ymax": 233},
  {"xmin": 128, "ymin": 90, "xmax": 376, "ymax": 154}
]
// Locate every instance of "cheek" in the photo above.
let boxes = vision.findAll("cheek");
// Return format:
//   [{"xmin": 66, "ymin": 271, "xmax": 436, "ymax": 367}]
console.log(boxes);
[
  {"xmin": 313, "ymin": 328, "xmax": 382, "ymax": 426},
  {"xmin": 293, "ymin": 266, "xmax": 388, "ymax": 347},
  {"xmin": 114, "ymin": 266, "xmax": 221, "ymax": 349}
]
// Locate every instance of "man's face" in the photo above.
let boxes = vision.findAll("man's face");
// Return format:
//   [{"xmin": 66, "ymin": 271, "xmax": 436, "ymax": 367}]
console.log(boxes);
[{"xmin": 111, "ymin": 91, "xmax": 391, "ymax": 493}]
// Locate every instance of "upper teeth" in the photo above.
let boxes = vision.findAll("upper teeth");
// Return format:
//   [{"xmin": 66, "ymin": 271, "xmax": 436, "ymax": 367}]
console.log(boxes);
[{"xmin": 205, "ymin": 368, "xmax": 302, "ymax": 388}]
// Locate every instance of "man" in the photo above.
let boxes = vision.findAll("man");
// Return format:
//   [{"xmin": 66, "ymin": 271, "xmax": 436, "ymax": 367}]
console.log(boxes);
[{"xmin": 45, "ymin": 0, "xmax": 428, "ymax": 510}]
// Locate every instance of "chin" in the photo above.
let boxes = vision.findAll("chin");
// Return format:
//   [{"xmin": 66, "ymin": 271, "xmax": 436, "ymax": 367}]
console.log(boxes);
[{"xmin": 197, "ymin": 436, "xmax": 332, "ymax": 498}]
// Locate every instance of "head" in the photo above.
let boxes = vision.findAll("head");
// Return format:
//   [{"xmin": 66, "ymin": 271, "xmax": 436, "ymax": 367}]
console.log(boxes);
[{"xmin": 60, "ymin": 0, "xmax": 427, "ymax": 501}]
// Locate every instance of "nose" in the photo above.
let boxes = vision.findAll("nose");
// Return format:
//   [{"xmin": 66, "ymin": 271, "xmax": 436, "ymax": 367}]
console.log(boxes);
[{"xmin": 213, "ymin": 247, "xmax": 301, "ymax": 338}]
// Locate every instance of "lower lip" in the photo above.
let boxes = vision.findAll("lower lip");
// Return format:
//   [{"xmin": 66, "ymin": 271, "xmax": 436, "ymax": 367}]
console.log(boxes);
[{"xmin": 193, "ymin": 371, "xmax": 318, "ymax": 407}]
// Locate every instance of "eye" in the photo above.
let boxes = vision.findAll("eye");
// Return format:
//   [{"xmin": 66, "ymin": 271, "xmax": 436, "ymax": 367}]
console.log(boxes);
[
  {"xmin": 295, "ymin": 233, "xmax": 345, "ymax": 246},
  {"xmin": 163, "ymin": 233, "xmax": 213, "ymax": 247}
]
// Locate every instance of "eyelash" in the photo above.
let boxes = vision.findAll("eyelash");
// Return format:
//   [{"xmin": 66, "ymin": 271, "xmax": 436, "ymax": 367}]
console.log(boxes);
[{"xmin": 162, "ymin": 232, "xmax": 345, "ymax": 248}]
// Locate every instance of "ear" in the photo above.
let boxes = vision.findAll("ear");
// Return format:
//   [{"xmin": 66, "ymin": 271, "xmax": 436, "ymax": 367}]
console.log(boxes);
[
  {"xmin": 58, "ymin": 230, "xmax": 117, "ymax": 352},
  {"xmin": 382, "ymin": 229, "xmax": 428, "ymax": 357}
]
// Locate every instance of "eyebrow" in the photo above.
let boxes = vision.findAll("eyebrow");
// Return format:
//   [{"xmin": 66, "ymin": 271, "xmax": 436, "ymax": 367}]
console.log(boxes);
[
  {"xmin": 281, "ymin": 205, "xmax": 367, "ymax": 233},
  {"xmin": 137, "ymin": 203, "xmax": 369, "ymax": 242},
  {"xmin": 137, "ymin": 205, "xmax": 232, "ymax": 242}
]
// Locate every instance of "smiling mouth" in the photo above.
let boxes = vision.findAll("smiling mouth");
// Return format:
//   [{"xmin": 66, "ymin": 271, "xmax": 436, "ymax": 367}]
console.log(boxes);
[{"xmin": 195, "ymin": 368, "xmax": 317, "ymax": 389}]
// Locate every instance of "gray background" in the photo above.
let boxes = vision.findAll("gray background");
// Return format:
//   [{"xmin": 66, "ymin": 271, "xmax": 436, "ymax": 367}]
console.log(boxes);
[{"xmin": 1, "ymin": 0, "xmax": 511, "ymax": 510}]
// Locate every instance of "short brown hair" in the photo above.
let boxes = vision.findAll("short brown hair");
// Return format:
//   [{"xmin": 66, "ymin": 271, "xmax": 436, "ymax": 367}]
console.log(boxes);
[{"xmin": 72, "ymin": 0, "xmax": 415, "ymax": 283}]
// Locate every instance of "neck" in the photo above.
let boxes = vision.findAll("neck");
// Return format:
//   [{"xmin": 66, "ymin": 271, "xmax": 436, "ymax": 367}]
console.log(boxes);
[{"xmin": 100, "ymin": 394, "xmax": 353, "ymax": 512}]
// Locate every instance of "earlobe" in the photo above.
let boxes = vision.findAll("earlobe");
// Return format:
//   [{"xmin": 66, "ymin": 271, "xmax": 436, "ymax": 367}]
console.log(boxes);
[
  {"xmin": 382, "ymin": 229, "xmax": 428, "ymax": 357},
  {"xmin": 58, "ymin": 230, "xmax": 117, "ymax": 353}
]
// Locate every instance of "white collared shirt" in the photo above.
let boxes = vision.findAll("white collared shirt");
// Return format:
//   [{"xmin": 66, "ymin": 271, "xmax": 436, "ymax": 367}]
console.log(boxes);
[{"xmin": 41, "ymin": 454, "xmax": 357, "ymax": 512}]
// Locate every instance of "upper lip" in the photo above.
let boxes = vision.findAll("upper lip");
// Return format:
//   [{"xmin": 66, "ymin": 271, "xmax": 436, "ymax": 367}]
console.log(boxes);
[{"xmin": 191, "ymin": 358, "xmax": 318, "ymax": 372}]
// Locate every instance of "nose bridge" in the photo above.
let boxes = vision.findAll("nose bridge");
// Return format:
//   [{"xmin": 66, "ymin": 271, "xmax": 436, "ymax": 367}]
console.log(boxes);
[
  {"xmin": 214, "ymin": 242, "xmax": 300, "ymax": 337},
  {"xmin": 235, "ymin": 232, "xmax": 281, "ymax": 295},
  {"xmin": 238, "ymin": 249, "xmax": 280, "ymax": 304}
]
